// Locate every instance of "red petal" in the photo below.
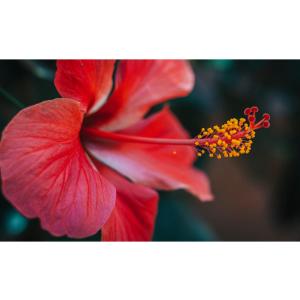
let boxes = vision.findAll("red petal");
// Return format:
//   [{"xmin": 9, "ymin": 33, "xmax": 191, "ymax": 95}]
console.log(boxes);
[
  {"xmin": 85, "ymin": 107, "xmax": 213, "ymax": 201},
  {"xmin": 95, "ymin": 163, "xmax": 158, "ymax": 241},
  {"xmin": 0, "ymin": 99, "xmax": 116, "ymax": 238},
  {"xmin": 54, "ymin": 60, "xmax": 115, "ymax": 114},
  {"xmin": 87, "ymin": 60, "xmax": 195, "ymax": 131}
]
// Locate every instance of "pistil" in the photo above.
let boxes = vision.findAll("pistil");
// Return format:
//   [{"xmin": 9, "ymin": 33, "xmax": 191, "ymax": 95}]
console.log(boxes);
[
  {"xmin": 83, "ymin": 127, "xmax": 196, "ymax": 146},
  {"xmin": 83, "ymin": 106, "xmax": 270, "ymax": 159}
]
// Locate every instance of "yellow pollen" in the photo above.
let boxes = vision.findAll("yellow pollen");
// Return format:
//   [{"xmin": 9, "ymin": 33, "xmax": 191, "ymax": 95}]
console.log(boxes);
[{"xmin": 194, "ymin": 115, "xmax": 261, "ymax": 159}]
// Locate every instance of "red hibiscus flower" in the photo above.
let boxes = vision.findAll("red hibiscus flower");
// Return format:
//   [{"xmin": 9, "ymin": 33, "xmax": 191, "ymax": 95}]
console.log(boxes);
[{"xmin": 0, "ymin": 60, "xmax": 213, "ymax": 241}]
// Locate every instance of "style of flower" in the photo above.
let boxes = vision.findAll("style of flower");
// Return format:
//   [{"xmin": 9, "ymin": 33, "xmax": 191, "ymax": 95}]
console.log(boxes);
[{"xmin": 0, "ymin": 60, "xmax": 213, "ymax": 241}]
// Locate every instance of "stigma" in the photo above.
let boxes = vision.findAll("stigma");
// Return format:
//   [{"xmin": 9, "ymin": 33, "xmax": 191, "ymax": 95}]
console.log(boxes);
[{"xmin": 194, "ymin": 106, "xmax": 271, "ymax": 159}]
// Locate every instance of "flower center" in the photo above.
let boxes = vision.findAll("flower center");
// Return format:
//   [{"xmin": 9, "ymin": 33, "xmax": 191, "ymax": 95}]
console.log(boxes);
[{"xmin": 82, "ymin": 106, "xmax": 270, "ymax": 159}]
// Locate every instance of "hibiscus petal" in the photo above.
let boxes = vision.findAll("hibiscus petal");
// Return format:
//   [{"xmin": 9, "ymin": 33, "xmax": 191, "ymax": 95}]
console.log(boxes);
[
  {"xmin": 0, "ymin": 99, "xmax": 116, "ymax": 238},
  {"xmin": 54, "ymin": 60, "xmax": 115, "ymax": 114},
  {"xmin": 95, "ymin": 163, "xmax": 158, "ymax": 241},
  {"xmin": 87, "ymin": 60, "xmax": 195, "ymax": 131},
  {"xmin": 85, "ymin": 107, "xmax": 213, "ymax": 201}
]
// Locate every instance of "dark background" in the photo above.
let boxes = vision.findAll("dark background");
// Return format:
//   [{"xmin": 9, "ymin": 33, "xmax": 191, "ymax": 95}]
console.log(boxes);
[{"xmin": 1, "ymin": 60, "xmax": 300, "ymax": 241}]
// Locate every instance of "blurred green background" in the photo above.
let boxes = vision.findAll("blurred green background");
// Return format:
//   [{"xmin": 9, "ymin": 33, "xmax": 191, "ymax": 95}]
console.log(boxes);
[{"xmin": 1, "ymin": 60, "xmax": 300, "ymax": 241}]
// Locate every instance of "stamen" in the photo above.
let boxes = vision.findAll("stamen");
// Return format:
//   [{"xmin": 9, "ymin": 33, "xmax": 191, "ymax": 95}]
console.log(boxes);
[
  {"xmin": 194, "ymin": 106, "xmax": 271, "ymax": 159},
  {"xmin": 83, "ymin": 106, "xmax": 270, "ymax": 160}
]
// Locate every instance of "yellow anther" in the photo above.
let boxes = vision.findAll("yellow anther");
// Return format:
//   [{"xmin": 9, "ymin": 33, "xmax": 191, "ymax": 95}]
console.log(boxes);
[
  {"xmin": 195, "ymin": 111, "xmax": 263, "ymax": 160},
  {"xmin": 207, "ymin": 128, "xmax": 213, "ymax": 134},
  {"xmin": 239, "ymin": 118, "xmax": 246, "ymax": 126}
]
